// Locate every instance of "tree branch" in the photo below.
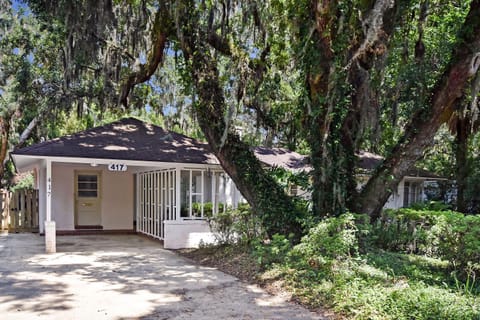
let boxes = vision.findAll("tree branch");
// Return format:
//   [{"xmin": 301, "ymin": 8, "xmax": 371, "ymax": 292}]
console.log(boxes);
[
  {"xmin": 118, "ymin": 5, "xmax": 171, "ymax": 107},
  {"xmin": 91, "ymin": 33, "xmax": 136, "ymax": 61},
  {"xmin": 358, "ymin": 0, "xmax": 480, "ymax": 219}
]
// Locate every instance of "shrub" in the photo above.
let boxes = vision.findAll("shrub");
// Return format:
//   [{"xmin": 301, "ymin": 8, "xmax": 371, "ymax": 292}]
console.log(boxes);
[
  {"xmin": 438, "ymin": 213, "xmax": 480, "ymax": 274},
  {"xmin": 372, "ymin": 208, "xmax": 447, "ymax": 255},
  {"xmin": 373, "ymin": 208, "xmax": 480, "ymax": 276},
  {"xmin": 289, "ymin": 213, "xmax": 359, "ymax": 268},
  {"xmin": 252, "ymin": 233, "xmax": 292, "ymax": 267},
  {"xmin": 276, "ymin": 251, "xmax": 480, "ymax": 320},
  {"xmin": 10, "ymin": 172, "xmax": 34, "ymax": 192},
  {"xmin": 207, "ymin": 203, "xmax": 263, "ymax": 245}
]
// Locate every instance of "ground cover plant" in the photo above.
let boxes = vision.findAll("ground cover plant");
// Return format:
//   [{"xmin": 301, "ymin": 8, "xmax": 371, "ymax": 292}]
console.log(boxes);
[{"xmin": 184, "ymin": 208, "xmax": 480, "ymax": 320}]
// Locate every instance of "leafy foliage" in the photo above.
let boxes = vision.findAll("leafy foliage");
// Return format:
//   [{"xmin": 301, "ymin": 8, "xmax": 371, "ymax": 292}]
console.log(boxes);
[
  {"xmin": 290, "ymin": 214, "xmax": 360, "ymax": 263},
  {"xmin": 206, "ymin": 204, "xmax": 263, "ymax": 245},
  {"xmin": 257, "ymin": 211, "xmax": 480, "ymax": 319},
  {"xmin": 371, "ymin": 208, "xmax": 480, "ymax": 277},
  {"xmin": 252, "ymin": 233, "xmax": 292, "ymax": 268}
]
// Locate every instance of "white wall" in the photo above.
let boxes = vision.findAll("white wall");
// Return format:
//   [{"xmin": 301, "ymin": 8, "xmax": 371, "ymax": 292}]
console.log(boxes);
[
  {"xmin": 164, "ymin": 220, "xmax": 216, "ymax": 249},
  {"xmin": 51, "ymin": 163, "xmax": 75, "ymax": 229},
  {"xmin": 384, "ymin": 180, "xmax": 404, "ymax": 209},
  {"xmin": 51, "ymin": 163, "xmax": 134, "ymax": 231},
  {"xmin": 101, "ymin": 167, "xmax": 134, "ymax": 230},
  {"xmin": 38, "ymin": 164, "xmax": 46, "ymax": 233}
]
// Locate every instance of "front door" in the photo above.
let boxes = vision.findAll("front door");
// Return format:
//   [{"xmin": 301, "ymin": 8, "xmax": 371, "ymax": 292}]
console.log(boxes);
[{"xmin": 75, "ymin": 171, "xmax": 101, "ymax": 227}]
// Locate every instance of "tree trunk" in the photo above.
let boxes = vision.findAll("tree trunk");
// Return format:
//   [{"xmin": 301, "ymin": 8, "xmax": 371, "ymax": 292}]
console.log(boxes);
[
  {"xmin": 306, "ymin": 0, "xmax": 398, "ymax": 216},
  {"xmin": 455, "ymin": 115, "xmax": 469, "ymax": 213},
  {"xmin": 0, "ymin": 117, "xmax": 11, "ymax": 184},
  {"xmin": 358, "ymin": 0, "xmax": 480, "ymax": 219},
  {"xmin": 304, "ymin": 0, "xmax": 340, "ymax": 217},
  {"xmin": 178, "ymin": 2, "xmax": 302, "ymax": 237}
]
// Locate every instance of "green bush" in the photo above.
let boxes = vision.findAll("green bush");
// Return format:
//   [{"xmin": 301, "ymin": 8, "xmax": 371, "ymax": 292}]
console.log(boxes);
[
  {"xmin": 289, "ymin": 213, "xmax": 359, "ymax": 268},
  {"xmin": 275, "ymin": 251, "xmax": 480, "ymax": 320},
  {"xmin": 438, "ymin": 213, "xmax": 480, "ymax": 274},
  {"xmin": 252, "ymin": 233, "xmax": 292, "ymax": 267},
  {"xmin": 206, "ymin": 203, "xmax": 263, "ymax": 245},
  {"xmin": 373, "ymin": 208, "xmax": 480, "ymax": 276},
  {"xmin": 10, "ymin": 172, "xmax": 34, "ymax": 192},
  {"xmin": 372, "ymin": 208, "xmax": 446, "ymax": 255}
]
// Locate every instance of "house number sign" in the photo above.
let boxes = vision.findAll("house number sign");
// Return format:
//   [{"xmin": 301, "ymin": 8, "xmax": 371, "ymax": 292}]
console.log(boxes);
[{"xmin": 108, "ymin": 163, "xmax": 128, "ymax": 172}]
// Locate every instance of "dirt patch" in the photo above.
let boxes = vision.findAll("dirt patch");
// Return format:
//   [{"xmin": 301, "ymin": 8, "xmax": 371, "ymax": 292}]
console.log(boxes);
[
  {"xmin": 177, "ymin": 245, "xmax": 339, "ymax": 319},
  {"xmin": 178, "ymin": 245, "xmax": 260, "ymax": 283}
]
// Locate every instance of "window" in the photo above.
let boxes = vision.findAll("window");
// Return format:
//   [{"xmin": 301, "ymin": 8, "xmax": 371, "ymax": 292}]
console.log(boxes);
[
  {"xmin": 77, "ymin": 174, "xmax": 98, "ymax": 198},
  {"xmin": 403, "ymin": 181, "xmax": 423, "ymax": 207},
  {"xmin": 180, "ymin": 169, "xmax": 227, "ymax": 219}
]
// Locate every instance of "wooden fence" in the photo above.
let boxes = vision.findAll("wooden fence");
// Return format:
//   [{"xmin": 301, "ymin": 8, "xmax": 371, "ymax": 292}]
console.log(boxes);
[{"xmin": 0, "ymin": 189, "xmax": 39, "ymax": 232}]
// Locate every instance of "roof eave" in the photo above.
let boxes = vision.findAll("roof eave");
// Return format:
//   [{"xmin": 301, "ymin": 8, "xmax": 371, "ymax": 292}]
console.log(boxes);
[{"xmin": 11, "ymin": 154, "xmax": 222, "ymax": 172}]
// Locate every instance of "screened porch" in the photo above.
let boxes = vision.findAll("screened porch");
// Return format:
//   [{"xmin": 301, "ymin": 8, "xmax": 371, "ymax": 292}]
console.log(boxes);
[{"xmin": 136, "ymin": 167, "xmax": 242, "ymax": 241}]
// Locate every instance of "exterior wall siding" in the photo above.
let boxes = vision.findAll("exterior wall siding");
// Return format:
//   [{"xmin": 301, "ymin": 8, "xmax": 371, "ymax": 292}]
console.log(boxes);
[
  {"xmin": 164, "ymin": 220, "xmax": 215, "ymax": 249},
  {"xmin": 51, "ymin": 163, "xmax": 134, "ymax": 231}
]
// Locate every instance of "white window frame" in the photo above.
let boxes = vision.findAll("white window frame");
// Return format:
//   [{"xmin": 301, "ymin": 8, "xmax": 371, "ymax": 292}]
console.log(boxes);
[{"xmin": 180, "ymin": 169, "xmax": 227, "ymax": 220}]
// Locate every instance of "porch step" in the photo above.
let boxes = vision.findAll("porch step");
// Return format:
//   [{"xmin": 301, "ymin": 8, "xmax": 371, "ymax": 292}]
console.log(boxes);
[
  {"xmin": 56, "ymin": 229, "xmax": 136, "ymax": 236},
  {"xmin": 75, "ymin": 225, "xmax": 103, "ymax": 230}
]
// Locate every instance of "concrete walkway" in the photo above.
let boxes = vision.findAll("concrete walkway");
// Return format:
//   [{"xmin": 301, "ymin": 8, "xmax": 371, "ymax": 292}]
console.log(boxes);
[{"xmin": 0, "ymin": 233, "xmax": 327, "ymax": 320}]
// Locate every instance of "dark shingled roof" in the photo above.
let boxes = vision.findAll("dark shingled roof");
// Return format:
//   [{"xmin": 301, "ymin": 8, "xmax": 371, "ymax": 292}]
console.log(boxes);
[
  {"xmin": 12, "ymin": 117, "xmax": 220, "ymax": 165},
  {"xmin": 252, "ymin": 149, "xmax": 442, "ymax": 179},
  {"xmin": 12, "ymin": 118, "xmax": 443, "ymax": 179},
  {"xmin": 253, "ymin": 147, "xmax": 311, "ymax": 172},
  {"xmin": 356, "ymin": 150, "xmax": 443, "ymax": 179}
]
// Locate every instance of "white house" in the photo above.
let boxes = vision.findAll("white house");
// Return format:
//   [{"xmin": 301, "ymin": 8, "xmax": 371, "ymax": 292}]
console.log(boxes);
[
  {"xmin": 11, "ymin": 118, "xmax": 246, "ymax": 252},
  {"xmin": 11, "ymin": 118, "xmax": 443, "ymax": 253},
  {"xmin": 356, "ymin": 151, "xmax": 445, "ymax": 209},
  {"xmin": 251, "ymin": 148, "xmax": 444, "ymax": 207}
]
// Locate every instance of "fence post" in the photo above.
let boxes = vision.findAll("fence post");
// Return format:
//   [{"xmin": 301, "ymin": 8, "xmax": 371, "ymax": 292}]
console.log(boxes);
[
  {"xmin": 26, "ymin": 190, "xmax": 32, "ymax": 229},
  {"xmin": 0, "ymin": 190, "xmax": 6, "ymax": 230},
  {"xmin": 33, "ymin": 190, "xmax": 39, "ymax": 229},
  {"xmin": 20, "ymin": 189, "xmax": 26, "ymax": 229}
]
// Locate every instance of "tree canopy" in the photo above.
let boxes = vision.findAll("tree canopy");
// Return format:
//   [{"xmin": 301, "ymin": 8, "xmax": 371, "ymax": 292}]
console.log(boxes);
[{"xmin": 3, "ymin": 0, "xmax": 480, "ymax": 230}]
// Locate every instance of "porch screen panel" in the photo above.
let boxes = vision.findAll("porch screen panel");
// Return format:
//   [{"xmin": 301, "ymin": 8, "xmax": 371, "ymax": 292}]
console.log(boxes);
[
  {"xmin": 137, "ymin": 169, "xmax": 177, "ymax": 240},
  {"xmin": 141, "ymin": 174, "xmax": 146, "ymax": 233},
  {"xmin": 180, "ymin": 169, "xmax": 227, "ymax": 219},
  {"xmin": 147, "ymin": 173, "xmax": 152, "ymax": 236}
]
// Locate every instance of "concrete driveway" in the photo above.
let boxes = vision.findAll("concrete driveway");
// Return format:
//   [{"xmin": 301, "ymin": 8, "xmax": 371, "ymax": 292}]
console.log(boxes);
[{"xmin": 0, "ymin": 233, "xmax": 326, "ymax": 320}]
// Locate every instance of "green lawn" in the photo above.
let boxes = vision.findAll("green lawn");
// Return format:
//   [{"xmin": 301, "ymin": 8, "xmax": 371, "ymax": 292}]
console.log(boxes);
[{"xmin": 264, "ymin": 250, "xmax": 479, "ymax": 320}]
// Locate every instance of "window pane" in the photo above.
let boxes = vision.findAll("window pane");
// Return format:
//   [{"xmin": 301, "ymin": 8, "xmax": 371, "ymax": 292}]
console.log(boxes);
[
  {"xmin": 78, "ymin": 175, "xmax": 97, "ymax": 182},
  {"xmin": 192, "ymin": 195, "xmax": 202, "ymax": 217},
  {"xmin": 78, "ymin": 190, "xmax": 97, "ymax": 197},
  {"xmin": 78, "ymin": 175, "xmax": 98, "ymax": 198},
  {"xmin": 191, "ymin": 171, "xmax": 202, "ymax": 194},
  {"xmin": 78, "ymin": 182, "xmax": 97, "ymax": 190},
  {"xmin": 180, "ymin": 170, "xmax": 190, "ymax": 217}
]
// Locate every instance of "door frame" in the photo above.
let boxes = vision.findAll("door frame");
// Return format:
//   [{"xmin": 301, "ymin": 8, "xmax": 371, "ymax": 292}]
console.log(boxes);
[{"xmin": 74, "ymin": 170, "xmax": 102, "ymax": 228}]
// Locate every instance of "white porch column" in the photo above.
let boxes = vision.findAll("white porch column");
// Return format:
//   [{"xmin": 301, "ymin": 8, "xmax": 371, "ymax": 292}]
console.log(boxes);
[
  {"xmin": 176, "ymin": 169, "xmax": 181, "ymax": 220},
  {"xmin": 44, "ymin": 159, "xmax": 56, "ymax": 253}
]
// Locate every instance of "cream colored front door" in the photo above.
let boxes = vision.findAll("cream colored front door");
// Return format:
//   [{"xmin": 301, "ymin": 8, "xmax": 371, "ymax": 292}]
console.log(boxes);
[{"xmin": 75, "ymin": 171, "xmax": 101, "ymax": 227}]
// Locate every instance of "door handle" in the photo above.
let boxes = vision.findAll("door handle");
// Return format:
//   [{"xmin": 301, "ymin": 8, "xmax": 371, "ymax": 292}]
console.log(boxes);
[{"xmin": 81, "ymin": 203, "xmax": 93, "ymax": 207}]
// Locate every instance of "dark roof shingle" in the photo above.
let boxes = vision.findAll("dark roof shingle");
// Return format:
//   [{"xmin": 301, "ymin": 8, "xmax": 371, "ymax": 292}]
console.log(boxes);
[
  {"xmin": 356, "ymin": 150, "xmax": 443, "ymax": 179},
  {"xmin": 253, "ymin": 147, "xmax": 311, "ymax": 172},
  {"xmin": 12, "ymin": 117, "xmax": 219, "ymax": 164}
]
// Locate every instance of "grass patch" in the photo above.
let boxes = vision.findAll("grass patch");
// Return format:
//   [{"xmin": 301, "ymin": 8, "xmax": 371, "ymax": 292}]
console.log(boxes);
[
  {"xmin": 178, "ymin": 244, "xmax": 261, "ymax": 282},
  {"xmin": 179, "ymin": 211, "xmax": 480, "ymax": 319},
  {"xmin": 275, "ymin": 251, "xmax": 479, "ymax": 320},
  {"xmin": 180, "ymin": 244, "xmax": 480, "ymax": 319}
]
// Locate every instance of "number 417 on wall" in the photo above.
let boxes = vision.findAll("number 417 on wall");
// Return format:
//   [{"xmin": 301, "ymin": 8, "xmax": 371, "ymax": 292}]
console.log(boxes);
[{"xmin": 108, "ymin": 163, "xmax": 128, "ymax": 172}]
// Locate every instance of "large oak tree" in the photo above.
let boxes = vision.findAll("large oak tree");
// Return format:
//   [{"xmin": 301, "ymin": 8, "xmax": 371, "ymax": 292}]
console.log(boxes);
[{"xmin": 24, "ymin": 0, "xmax": 480, "ymax": 231}]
